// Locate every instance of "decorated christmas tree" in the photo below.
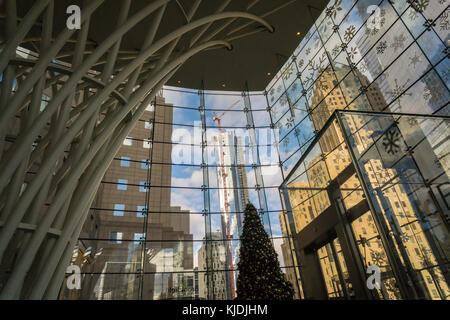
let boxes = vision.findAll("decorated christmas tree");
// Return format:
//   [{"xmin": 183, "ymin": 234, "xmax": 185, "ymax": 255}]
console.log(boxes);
[{"xmin": 236, "ymin": 203, "xmax": 294, "ymax": 300}]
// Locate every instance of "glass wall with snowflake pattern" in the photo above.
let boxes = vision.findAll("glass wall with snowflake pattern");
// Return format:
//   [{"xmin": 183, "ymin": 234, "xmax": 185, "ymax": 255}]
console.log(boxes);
[{"xmin": 270, "ymin": 0, "xmax": 449, "ymax": 300}]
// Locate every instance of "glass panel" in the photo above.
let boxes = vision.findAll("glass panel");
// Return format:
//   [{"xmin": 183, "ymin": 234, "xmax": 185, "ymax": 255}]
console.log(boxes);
[
  {"xmin": 345, "ymin": 112, "xmax": 450, "ymax": 299},
  {"xmin": 318, "ymin": 243, "xmax": 344, "ymax": 299},
  {"xmin": 351, "ymin": 211, "xmax": 402, "ymax": 300},
  {"xmin": 333, "ymin": 238, "xmax": 353, "ymax": 298}
]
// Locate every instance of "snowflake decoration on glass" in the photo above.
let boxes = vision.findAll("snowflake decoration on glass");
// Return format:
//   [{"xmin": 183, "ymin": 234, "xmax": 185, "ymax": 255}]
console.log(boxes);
[
  {"xmin": 423, "ymin": 77, "xmax": 447, "ymax": 105},
  {"xmin": 286, "ymin": 117, "xmax": 295, "ymax": 128},
  {"xmin": 269, "ymin": 88, "xmax": 275, "ymax": 102},
  {"xmin": 376, "ymin": 41, "xmax": 387, "ymax": 54},
  {"xmin": 326, "ymin": 0, "xmax": 343, "ymax": 19},
  {"xmin": 408, "ymin": 0, "xmax": 430, "ymax": 13},
  {"xmin": 302, "ymin": 75, "xmax": 313, "ymax": 89},
  {"xmin": 283, "ymin": 65, "xmax": 294, "ymax": 81},
  {"xmin": 407, "ymin": 0, "xmax": 430, "ymax": 20},
  {"xmin": 388, "ymin": 78, "xmax": 411, "ymax": 110},
  {"xmin": 344, "ymin": 25, "xmax": 356, "ymax": 42},
  {"xmin": 409, "ymin": 52, "xmax": 422, "ymax": 67},
  {"xmin": 382, "ymin": 129, "xmax": 402, "ymax": 155},
  {"xmin": 407, "ymin": 117, "xmax": 418, "ymax": 126},
  {"xmin": 297, "ymin": 58, "xmax": 304, "ymax": 70},
  {"xmin": 314, "ymin": 36, "xmax": 321, "ymax": 49},
  {"xmin": 390, "ymin": 33, "xmax": 407, "ymax": 53},
  {"xmin": 276, "ymin": 84, "xmax": 283, "ymax": 93},
  {"xmin": 438, "ymin": 8, "xmax": 449, "ymax": 31},
  {"xmin": 370, "ymin": 251, "xmax": 385, "ymax": 265},
  {"xmin": 305, "ymin": 48, "xmax": 311, "ymax": 55},
  {"xmin": 348, "ymin": 46, "xmax": 358, "ymax": 61},
  {"xmin": 399, "ymin": 232, "xmax": 410, "ymax": 242},
  {"xmin": 332, "ymin": 44, "xmax": 341, "ymax": 57}
]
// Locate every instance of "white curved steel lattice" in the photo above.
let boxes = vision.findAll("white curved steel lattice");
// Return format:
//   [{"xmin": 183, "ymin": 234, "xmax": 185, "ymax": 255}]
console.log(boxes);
[{"xmin": 0, "ymin": 0, "xmax": 274, "ymax": 299}]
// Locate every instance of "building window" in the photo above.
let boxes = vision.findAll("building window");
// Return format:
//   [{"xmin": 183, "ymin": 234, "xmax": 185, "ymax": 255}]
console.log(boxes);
[
  {"xmin": 117, "ymin": 179, "xmax": 128, "ymax": 190},
  {"xmin": 141, "ymin": 159, "xmax": 149, "ymax": 169},
  {"xmin": 137, "ymin": 206, "xmax": 147, "ymax": 218},
  {"xmin": 139, "ymin": 181, "xmax": 148, "ymax": 192},
  {"xmin": 134, "ymin": 232, "xmax": 145, "ymax": 244},
  {"xmin": 110, "ymin": 232, "xmax": 123, "ymax": 244},
  {"xmin": 113, "ymin": 204, "xmax": 125, "ymax": 216},
  {"xmin": 120, "ymin": 156, "xmax": 131, "ymax": 167},
  {"xmin": 123, "ymin": 137, "xmax": 133, "ymax": 146},
  {"xmin": 143, "ymin": 140, "xmax": 152, "ymax": 149}
]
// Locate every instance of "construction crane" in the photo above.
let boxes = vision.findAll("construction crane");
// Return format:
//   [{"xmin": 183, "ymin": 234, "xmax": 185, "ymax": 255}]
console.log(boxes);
[{"xmin": 212, "ymin": 99, "xmax": 240, "ymax": 299}]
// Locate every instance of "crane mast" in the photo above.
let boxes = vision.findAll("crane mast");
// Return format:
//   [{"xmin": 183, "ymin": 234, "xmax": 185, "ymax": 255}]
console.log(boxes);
[{"xmin": 212, "ymin": 100, "xmax": 240, "ymax": 299}]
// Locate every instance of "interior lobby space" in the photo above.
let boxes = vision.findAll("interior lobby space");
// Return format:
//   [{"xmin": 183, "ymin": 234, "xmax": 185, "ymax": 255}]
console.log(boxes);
[{"xmin": 0, "ymin": 0, "xmax": 448, "ymax": 300}]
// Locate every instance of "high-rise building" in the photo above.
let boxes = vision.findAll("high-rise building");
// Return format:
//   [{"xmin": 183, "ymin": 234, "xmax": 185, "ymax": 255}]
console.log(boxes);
[
  {"xmin": 213, "ymin": 131, "xmax": 249, "ymax": 298},
  {"xmin": 58, "ymin": 96, "xmax": 194, "ymax": 300},
  {"xmin": 197, "ymin": 232, "xmax": 227, "ymax": 300}
]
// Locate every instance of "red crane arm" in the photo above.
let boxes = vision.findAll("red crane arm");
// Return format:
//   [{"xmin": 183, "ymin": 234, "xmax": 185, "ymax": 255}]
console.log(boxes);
[{"xmin": 214, "ymin": 99, "xmax": 241, "ymax": 120}]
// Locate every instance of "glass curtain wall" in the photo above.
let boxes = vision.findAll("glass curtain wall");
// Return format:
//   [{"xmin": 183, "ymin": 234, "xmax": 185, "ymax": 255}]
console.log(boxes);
[
  {"xmin": 270, "ymin": 0, "xmax": 449, "ymax": 300},
  {"xmin": 59, "ymin": 87, "xmax": 296, "ymax": 300},
  {"xmin": 283, "ymin": 111, "xmax": 450, "ymax": 300},
  {"xmin": 59, "ymin": 0, "xmax": 449, "ymax": 300}
]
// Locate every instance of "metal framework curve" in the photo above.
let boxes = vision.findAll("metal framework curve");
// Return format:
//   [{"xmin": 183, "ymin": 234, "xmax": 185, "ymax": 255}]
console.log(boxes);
[{"xmin": 0, "ymin": 0, "xmax": 273, "ymax": 299}]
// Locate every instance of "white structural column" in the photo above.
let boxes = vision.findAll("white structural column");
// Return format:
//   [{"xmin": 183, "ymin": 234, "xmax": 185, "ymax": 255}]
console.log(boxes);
[{"xmin": 0, "ymin": 0, "xmax": 274, "ymax": 299}]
